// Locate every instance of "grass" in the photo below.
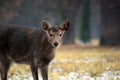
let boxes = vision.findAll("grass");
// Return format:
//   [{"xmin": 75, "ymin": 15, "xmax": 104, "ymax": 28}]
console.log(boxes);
[{"xmin": 9, "ymin": 45, "xmax": 120, "ymax": 80}]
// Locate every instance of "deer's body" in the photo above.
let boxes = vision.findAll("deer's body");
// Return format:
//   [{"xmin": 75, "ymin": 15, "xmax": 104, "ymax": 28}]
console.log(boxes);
[{"xmin": 0, "ymin": 20, "xmax": 69, "ymax": 80}]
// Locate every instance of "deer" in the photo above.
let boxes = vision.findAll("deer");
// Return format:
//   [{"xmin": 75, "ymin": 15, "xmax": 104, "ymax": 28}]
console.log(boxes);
[{"xmin": 0, "ymin": 20, "xmax": 70, "ymax": 80}]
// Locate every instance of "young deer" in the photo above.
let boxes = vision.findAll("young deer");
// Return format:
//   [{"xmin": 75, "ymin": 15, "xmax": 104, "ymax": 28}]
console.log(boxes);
[{"xmin": 0, "ymin": 20, "xmax": 69, "ymax": 80}]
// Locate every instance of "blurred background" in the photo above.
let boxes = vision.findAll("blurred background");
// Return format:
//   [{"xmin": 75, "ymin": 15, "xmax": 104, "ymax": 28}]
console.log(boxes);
[
  {"xmin": 0, "ymin": 0, "xmax": 120, "ymax": 46},
  {"xmin": 0, "ymin": 0, "xmax": 120, "ymax": 80}
]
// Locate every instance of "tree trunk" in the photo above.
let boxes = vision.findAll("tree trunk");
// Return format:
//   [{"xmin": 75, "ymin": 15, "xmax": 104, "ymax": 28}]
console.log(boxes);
[
  {"xmin": 90, "ymin": 0, "xmax": 101, "ymax": 46},
  {"xmin": 59, "ymin": 0, "xmax": 81, "ymax": 45},
  {"xmin": 80, "ymin": 0, "xmax": 90, "ymax": 43},
  {"xmin": 100, "ymin": 0, "xmax": 120, "ymax": 46}
]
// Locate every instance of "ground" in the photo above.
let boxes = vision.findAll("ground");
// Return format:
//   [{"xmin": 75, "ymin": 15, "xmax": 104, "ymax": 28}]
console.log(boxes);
[{"xmin": 7, "ymin": 45, "xmax": 120, "ymax": 80}]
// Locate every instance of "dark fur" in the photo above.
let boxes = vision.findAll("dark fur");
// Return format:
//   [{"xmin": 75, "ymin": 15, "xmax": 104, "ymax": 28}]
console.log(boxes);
[
  {"xmin": 0, "ymin": 25, "xmax": 55, "ymax": 80},
  {"xmin": 0, "ymin": 20, "xmax": 69, "ymax": 80}
]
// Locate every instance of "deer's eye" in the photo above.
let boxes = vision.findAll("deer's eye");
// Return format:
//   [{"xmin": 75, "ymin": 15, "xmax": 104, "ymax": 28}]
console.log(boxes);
[
  {"xmin": 49, "ymin": 34, "xmax": 52, "ymax": 37},
  {"xmin": 59, "ymin": 34, "xmax": 62, "ymax": 37}
]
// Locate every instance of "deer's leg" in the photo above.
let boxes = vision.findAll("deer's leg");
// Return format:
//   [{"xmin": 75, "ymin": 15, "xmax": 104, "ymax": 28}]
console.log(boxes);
[
  {"xmin": 40, "ymin": 65, "xmax": 48, "ymax": 80},
  {"xmin": 30, "ymin": 55, "xmax": 38, "ymax": 80},
  {"xmin": 1, "ymin": 58, "xmax": 11, "ymax": 80},
  {"xmin": 30, "ymin": 64, "xmax": 38, "ymax": 80}
]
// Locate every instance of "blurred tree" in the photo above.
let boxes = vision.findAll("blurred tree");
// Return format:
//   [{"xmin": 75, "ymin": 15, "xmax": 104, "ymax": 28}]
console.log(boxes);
[
  {"xmin": 0, "ymin": 0, "xmax": 21, "ymax": 24},
  {"xmin": 90, "ymin": 0, "xmax": 101, "ymax": 46},
  {"xmin": 80, "ymin": 0, "xmax": 90, "ymax": 43},
  {"xmin": 59, "ymin": 0, "xmax": 81, "ymax": 44},
  {"xmin": 100, "ymin": 0, "xmax": 120, "ymax": 46},
  {"xmin": 11, "ymin": 0, "xmax": 59, "ymax": 27}
]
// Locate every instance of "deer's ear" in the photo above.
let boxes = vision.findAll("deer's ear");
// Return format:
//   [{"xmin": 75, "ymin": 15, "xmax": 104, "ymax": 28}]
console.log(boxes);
[
  {"xmin": 59, "ymin": 20, "xmax": 70, "ymax": 31},
  {"xmin": 42, "ymin": 20, "xmax": 52, "ymax": 31}
]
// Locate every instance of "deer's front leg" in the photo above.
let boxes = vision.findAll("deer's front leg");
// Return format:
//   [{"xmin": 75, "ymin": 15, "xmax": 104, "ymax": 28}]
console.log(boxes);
[
  {"xmin": 0, "ymin": 55, "xmax": 11, "ymax": 80},
  {"xmin": 30, "ymin": 55, "xmax": 38, "ymax": 80},
  {"xmin": 40, "ymin": 65, "xmax": 48, "ymax": 80},
  {"xmin": 30, "ymin": 64, "xmax": 38, "ymax": 80}
]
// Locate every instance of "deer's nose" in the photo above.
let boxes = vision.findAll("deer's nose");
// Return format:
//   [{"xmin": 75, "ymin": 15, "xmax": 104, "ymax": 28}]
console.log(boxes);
[{"xmin": 54, "ymin": 42, "xmax": 58, "ymax": 47}]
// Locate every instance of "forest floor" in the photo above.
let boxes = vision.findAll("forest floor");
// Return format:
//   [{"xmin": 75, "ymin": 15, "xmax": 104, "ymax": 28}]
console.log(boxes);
[{"xmin": 8, "ymin": 45, "xmax": 120, "ymax": 80}]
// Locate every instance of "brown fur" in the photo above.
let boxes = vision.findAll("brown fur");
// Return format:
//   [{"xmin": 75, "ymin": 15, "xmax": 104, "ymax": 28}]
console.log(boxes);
[{"xmin": 0, "ymin": 20, "xmax": 69, "ymax": 80}]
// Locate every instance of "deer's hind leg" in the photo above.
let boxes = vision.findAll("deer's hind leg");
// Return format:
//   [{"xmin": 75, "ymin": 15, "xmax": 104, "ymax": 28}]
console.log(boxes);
[{"xmin": 0, "ymin": 54, "xmax": 11, "ymax": 80}]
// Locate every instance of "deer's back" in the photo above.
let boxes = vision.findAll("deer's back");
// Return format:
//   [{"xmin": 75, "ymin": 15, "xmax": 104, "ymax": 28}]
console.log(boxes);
[{"xmin": 0, "ymin": 25, "xmax": 53, "ymax": 64}]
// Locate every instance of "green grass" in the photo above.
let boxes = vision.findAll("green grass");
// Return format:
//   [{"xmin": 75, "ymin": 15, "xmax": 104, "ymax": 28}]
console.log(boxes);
[{"xmin": 9, "ymin": 45, "xmax": 120, "ymax": 79}]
